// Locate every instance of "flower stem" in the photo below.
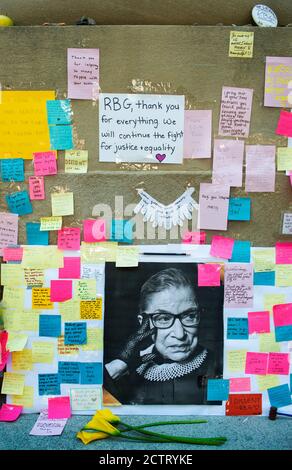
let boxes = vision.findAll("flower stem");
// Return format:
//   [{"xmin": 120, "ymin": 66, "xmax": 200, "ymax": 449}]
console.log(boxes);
[
  {"xmin": 80, "ymin": 428, "xmax": 170, "ymax": 443},
  {"xmin": 120, "ymin": 419, "xmax": 207, "ymax": 430}
]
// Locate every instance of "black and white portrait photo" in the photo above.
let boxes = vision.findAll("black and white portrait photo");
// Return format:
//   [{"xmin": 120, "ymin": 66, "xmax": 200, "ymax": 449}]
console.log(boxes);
[{"xmin": 104, "ymin": 262, "xmax": 223, "ymax": 406}]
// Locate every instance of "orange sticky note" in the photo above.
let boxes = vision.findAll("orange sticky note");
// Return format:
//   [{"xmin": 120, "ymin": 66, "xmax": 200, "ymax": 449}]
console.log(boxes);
[
  {"xmin": 32, "ymin": 288, "xmax": 54, "ymax": 309},
  {"xmin": 225, "ymin": 393, "xmax": 262, "ymax": 415}
]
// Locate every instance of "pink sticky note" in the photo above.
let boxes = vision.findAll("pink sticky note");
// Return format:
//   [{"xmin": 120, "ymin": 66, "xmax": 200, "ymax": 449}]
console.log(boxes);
[
  {"xmin": 245, "ymin": 352, "xmax": 268, "ymax": 375},
  {"xmin": 50, "ymin": 280, "xmax": 72, "ymax": 302},
  {"xmin": 264, "ymin": 57, "xmax": 292, "ymax": 108},
  {"xmin": 48, "ymin": 396, "xmax": 71, "ymax": 419},
  {"xmin": 229, "ymin": 377, "xmax": 251, "ymax": 393},
  {"xmin": 218, "ymin": 86, "xmax": 253, "ymax": 138},
  {"xmin": 248, "ymin": 311, "xmax": 270, "ymax": 334},
  {"xmin": 275, "ymin": 242, "xmax": 292, "ymax": 264},
  {"xmin": 212, "ymin": 139, "xmax": 245, "ymax": 187},
  {"xmin": 0, "ymin": 404, "xmax": 23, "ymax": 422},
  {"xmin": 57, "ymin": 227, "xmax": 81, "ymax": 250},
  {"xmin": 67, "ymin": 48, "xmax": 99, "ymax": 100},
  {"xmin": 224, "ymin": 263, "xmax": 253, "ymax": 308},
  {"xmin": 276, "ymin": 110, "xmax": 292, "ymax": 137},
  {"xmin": 273, "ymin": 303, "xmax": 292, "ymax": 327},
  {"xmin": 59, "ymin": 257, "xmax": 81, "ymax": 279},
  {"xmin": 33, "ymin": 151, "xmax": 57, "ymax": 176},
  {"xmin": 3, "ymin": 246, "xmax": 23, "ymax": 262},
  {"xmin": 198, "ymin": 263, "xmax": 221, "ymax": 286},
  {"xmin": 0, "ymin": 331, "xmax": 9, "ymax": 372},
  {"xmin": 0, "ymin": 212, "xmax": 18, "ymax": 256},
  {"xmin": 210, "ymin": 235, "xmax": 234, "ymax": 259},
  {"xmin": 199, "ymin": 183, "xmax": 230, "ymax": 231},
  {"xmin": 184, "ymin": 110, "xmax": 212, "ymax": 159},
  {"xmin": 28, "ymin": 176, "xmax": 45, "ymax": 200},
  {"xmin": 83, "ymin": 219, "xmax": 106, "ymax": 242},
  {"xmin": 267, "ymin": 352, "xmax": 290, "ymax": 375},
  {"xmin": 245, "ymin": 145, "xmax": 275, "ymax": 193},
  {"xmin": 182, "ymin": 231, "xmax": 206, "ymax": 244}
]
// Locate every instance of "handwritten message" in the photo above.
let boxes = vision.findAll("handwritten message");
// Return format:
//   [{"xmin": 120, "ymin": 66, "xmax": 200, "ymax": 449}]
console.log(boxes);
[
  {"xmin": 65, "ymin": 150, "xmax": 88, "ymax": 173},
  {"xmin": 33, "ymin": 151, "xmax": 57, "ymax": 176},
  {"xmin": 264, "ymin": 56, "xmax": 292, "ymax": 107},
  {"xmin": 212, "ymin": 139, "xmax": 244, "ymax": 187},
  {"xmin": 282, "ymin": 213, "xmax": 292, "ymax": 235},
  {"xmin": 198, "ymin": 183, "xmax": 230, "ymax": 231},
  {"xmin": 226, "ymin": 394, "xmax": 262, "ymax": 416},
  {"xmin": 51, "ymin": 192, "xmax": 74, "ymax": 217},
  {"xmin": 28, "ymin": 176, "xmax": 45, "ymax": 200},
  {"xmin": 32, "ymin": 288, "xmax": 54, "ymax": 309},
  {"xmin": 99, "ymin": 93, "xmax": 184, "ymax": 164},
  {"xmin": 229, "ymin": 31, "xmax": 254, "ymax": 58},
  {"xmin": 58, "ymin": 227, "xmax": 81, "ymax": 250},
  {"xmin": 67, "ymin": 48, "xmax": 99, "ymax": 100},
  {"xmin": 224, "ymin": 263, "xmax": 253, "ymax": 308},
  {"xmin": 245, "ymin": 145, "xmax": 275, "ymax": 192},
  {"xmin": 183, "ymin": 110, "xmax": 212, "ymax": 159},
  {"xmin": 0, "ymin": 212, "xmax": 18, "ymax": 256},
  {"xmin": 70, "ymin": 387, "xmax": 102, "ymax": 411},
  {"xmin": 80, "ymin": 298, "xmax": 102, "ymax": 320},
  {"xmin": 1, "ymin": 158, "xmax": 24, "ymax": 182},
  {"xmin": 218, "ymin": 87, "xmax": 253, "ymax": 137}
]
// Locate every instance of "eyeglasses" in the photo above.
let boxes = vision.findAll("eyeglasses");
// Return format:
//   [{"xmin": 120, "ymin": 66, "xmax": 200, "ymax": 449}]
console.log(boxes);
[{"xmin": 143, "ymin": 310, "xmax": 200, "ymax": 329}]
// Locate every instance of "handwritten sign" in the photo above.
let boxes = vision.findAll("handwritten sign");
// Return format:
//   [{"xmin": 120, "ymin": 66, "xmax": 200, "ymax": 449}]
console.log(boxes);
[
  {"xmin": 64, "ymin": 322, "xmax": 87, "ymax": 345},
  {"xmin": 224, "ymin": 263, "xmax": 253, "ymax": 308},
  {"xmin": 75, "ymin": 279, "xmax": 96, "ymax": 301},
  {"xmin": 6, "ymin": 191, "xmax": 32, "ymax": 216},
  {"xmin": 275, "ymin": 265, "xmax": 292, "ymax": 287},
  {"xmin": 38, "ymin": 373, "xmax": 60, "ymax": 396},
  {"xmin": 245, "ymin": 145, "xmax": 275, "ymax": 192},
  {"xmin": 259, "ymin": 333, "xmax": 280, "ymax": 353},
  {"xmin": 59, "ymin": 299, "xmax": 80, "ymax": 322},
  {"xmin": 183, "ymin": 110, "xmax": 212, "ymax": 159},
  {"xmin": 30, "ymin": 410, "xmax": 67, "ymax": 436},
  {"xmin": 1, "ymin": 372, "xmax": 25, "ymax": 395},
  {"xmin": 264, "ymin": 57, "xmax": 292, "ymax": 107},
  {"xmin": 80, "ymin": 362, "xmax": 102, "ymax": 384},
  {"xmin": 1, "ymin": 264, "xmax": 24, "ymax": 287},
  {"xmin": 99, "ymin": 93, "xmax": 184, "ymax": 164},
  {"xmin": 24, "ymin": 269, "xmax": 44, "ymax": 288},
  {"xmin": 212, "ymin": 139, "xmax": 245, "ymax": 186},
  {"xmin": 65, "ymin": 150, "xmax": 88, "ymax": 173},
  {"xmin": 229, "ymin": 31, "xmax": 254, "ymax": 58},
  {"xmin": 58, "ymin": 362, "xmax": 80, "ymax": 384},
  {"xmin": 182, "ymin": 231, "xmax": 206, "ymax": 244},
  {"xmin": 58, "ymin": 227, "xmax": 81, "ymax": 250},
  {"xmin": 227, "ymin": 350, "xmax": 247, "ymax": 372},
  {"xmin": 80, "ymin": 298, "xmax": 102, "ymax": 320},
  {"xmin": 51, "ymin": 192, "xmax": 74, "ymax": 217},
  {"xmin": 245, "ymin": 352, "xmax": 268, "ymax": 375},
  {"xmin": 70, "ymin": 387, "xmax": 102, "ymax": 411},
  {"xmin": 226, "ymin": 394, "xmax": 262, "ymax": 416},
  {"xmin": 282, "ymin": 213, "xmax": 292, "ymax": 235},
  {"xmin": 227, "ymin": 318, "xmax": 248, "ymax": 340},
  {"xmin": 0, "ymin": 212, "xmax": 18, "ymax": 256},
  {"xmin": 228, "ymin": 198, "xmax": 251, "ymax": 221},
  {"xmin": 57, "ymin": 336, "xmax": 79, "ymax": 356},
  {"xmin": 1, "ymin": 158, "xmax": 24, "ymax": 182},
  {"xmin": 198, "ymin": 183, "xmax": 230, "ymax": 231},
  {"xmin": 267, "ymin": 352, "xmax": 290, "ymax": 375},
  {"xmin": 67, "ymin": 48, "xmax": 99, "ymax": 100},
  {"xmin": 219, "ymin": 87, "xmax": 253, "ymax": 137},
  {"xmin": 33, "ymin": 151, "xmax": 57, "ymax": 176},
  {"xmin": 257, "ymin": 375, "xmax": 279, "ymax": 392},
  {"xmin": 28, "ymin": 176, "xmax": 45, "ymax": 200},
  {"xmin": 32, "ymin": 288, "xmax": 54, "ymax": 309},
  {"xmin": 40, "ymin": 217, "xmax": 62, "ymax": 231}
]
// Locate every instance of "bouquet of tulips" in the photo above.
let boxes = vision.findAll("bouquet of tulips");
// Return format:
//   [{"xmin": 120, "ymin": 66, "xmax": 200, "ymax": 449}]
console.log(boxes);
[{"xmin": 77, "ymin": 409, "xmax": 227, "ymax": 446}]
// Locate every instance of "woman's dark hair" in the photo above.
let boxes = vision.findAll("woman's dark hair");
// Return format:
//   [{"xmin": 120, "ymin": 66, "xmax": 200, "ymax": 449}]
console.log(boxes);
[{"xmin": 139, "ymin": 268, "xmax": 198, "ymax": 312}]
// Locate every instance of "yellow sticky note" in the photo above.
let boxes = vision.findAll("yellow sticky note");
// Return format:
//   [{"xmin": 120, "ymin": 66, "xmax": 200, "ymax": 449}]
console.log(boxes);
[
  {"xmin": 75, "ymin": 279, "xmax": 97, "ymax": 301},
  {"xmin": 81, "ymin": 328, "xmax": 103, "ymax": 351},
  {"xmin": 259, "ymin": 332, "xmax": 280, "ymax": 352},
  {"xmin": 6, "ymin": 332, "xmax": 28, "ymax": 352},
  {"xmin": 2, "ymin": 309, "xmax": 19, "ymax": 331},
  {"xmin": 116, "ymin": 246, "xmax": 139, "ymax": 268},
  {"xmin": 51, "ymin": 192, "xmax": 74, "ymax": 216},
  {"xmin": 1, "ymin": 264, "xmax": 24, "ymax": 287},
  {"xmin": 59, "ymin": 299, "xmax": 80, "ymax": 321},
  {"xmin": 24, "ymin": 269, "xmax": 44, "ymax": 288},
  {"xmin": 80, "ymin": 298, "xmax": 102, "ymax": 320},
  {"xmin": 20, "ymin": 310, "xmax": 40, "ymax": 332},
  {"xmin": 12, "ymin": 350, "xmax": 33, "ymax": 371},
  {"xmin": 11, "ymin": 385, "xmax": 34, "ymax": 408},
  {"xmin": 2, "ymin": 286, "xmax": 24, "ymax": 310},
  {"xmin": 32, "ymin": 341, "xmax": 55, "ymax": 363},
  {"xmin": 32, "ymin": 288, "xmax": 54, "ymax": 309},
  {"xmin": 22, "ymin": 246, "xmax": 64, "ymax": 269},
  {"xmin": 229, "ymin": 31, "xmax": 254, "ymax": 58},
  {"xmin": 227, "ymin": 350, "xmax": 247, "ymax": 372},
  {"xmin": 0, "ymin": 90, "xmax": 55, "ymax": 159},
  {"xmin": 40, "ymin": 216, "xmax": 62, "ymax": 231},
  {"xmin": 1, "ymin": 372, "xmax": 25, "ymax": 395},
  {"xmin": 57, "ymin": 335, "xmax": 79, "ymax": 355},
  {"xmin": 256, "ymin": 375, "xmax": 280, "ymax": 392},
  {"xmin": 80, "ymin": 241, "xmax": 118, "ymax": 263},
  {"xmin": 252, "ymin": 249, "xmax": 275, "ymax": 272},
  {"xmin": 275, "ymin": 265, "xmax": 292, "ymax": 287},
  {"xmin": 65, "ymin": 150, "xmax": 88, "ymax": 173},
  {"xmin": 277, "ymin": 147, "xmax": 292, "ymax": 171},
  {"xmin": 264, "ymin": 294, "xmax": 286, "ymax": 314}
]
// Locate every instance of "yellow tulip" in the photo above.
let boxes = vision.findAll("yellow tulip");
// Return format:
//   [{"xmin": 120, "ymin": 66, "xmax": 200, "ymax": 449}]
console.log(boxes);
[{"xmin": 96, "ymin": 409, "xmax": 120, "ymax": 424}]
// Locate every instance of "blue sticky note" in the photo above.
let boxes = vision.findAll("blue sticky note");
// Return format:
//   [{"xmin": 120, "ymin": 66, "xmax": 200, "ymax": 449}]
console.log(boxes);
[
  {"xmin": 58, "ymin": 362, "xmax": 80, "ymax": 384},
  {"xmin": 80, "ymin": 362, "xmax": 103, "ymax": 385},
  {"xmin": 227, "ymin": 317, "xmax": 248, "ymax": 340},
  {"xmin": 64, "ymin": 322, "xmax": 87, "ymax": 345},
  {"xmin": 228, "ymin": 198, "xmax": 251, "ymax": 221},
  {"xmin": 230, "ymin": 240, "xmax": 251, "ymax": 263},
  {"xmin": 253, "ymin": 271, "xmax": 275, "ymax": 286},
  {"xmin": 46, "ymin": 99, "xmax": 72, "ymax": 125},
  {"xmin": 6, "ymin": 191, "xmax": 33, "ymax": 216},
  {"xmin": 38, "ymin": 373, "xmax": 60, "ymax": 396},
  {"xmin": 110, "ymin": 219, "xmax": 133, "ymax": 244},
  {"xmin": 26, "ymin": 222, "xmax": 49, "ymax": 245},
  {"xmin": 1, "ymin": 159, "xmax": 24, "ymax": 182},
  {"xmin": 275, "ymin": 325, "xmax": 292, "ymax": 342},
  {"xmin": 49, "ymin": 125, "xmax": 73, "ymax": 150},
  {"xmin": 39, "ymin": 315, "xmax": 61, "ymax": 337},
  {"xmin": 207, "ymin": 379, "xmax": 229, "ymax": 401},
  {"xmin": 268, "ymin": 384, "xmax": 292, "ymax": 408}
]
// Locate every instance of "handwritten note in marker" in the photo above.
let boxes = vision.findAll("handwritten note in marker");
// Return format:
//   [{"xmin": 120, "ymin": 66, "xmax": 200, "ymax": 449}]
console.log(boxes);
[
  {"xmin": 277, "ymin": 147, "xmax": 292, "ymax": 171},
  {"xmin": 116, "ymin": 246, "xmax": 139, "ymax": 268},
  {"xmin": 212, "ymin": 139, "xmax": 244, "ymax": 186},
  {"xmin": 51, "ymin": 192, "xmax": 74, "ymax": 216},
  {"xmin": 264, "ymin": 56, "xmax": 292, "ymax": 107},
  {"xmin": 0, "ymin": 404, "xmax": 23, "ymax": 422},
  {"xmin": 38, "ymin": 373, "xmax": 60, "ymax": 396},
  {"xmin": 229, "ymin": 377, "xmax": 251, "ymax": 393},
  {"xmin": 273, "ymin": 303, "xmax": 292, "ymax": 327},
  {"xmin": 39, "ymin": 315, "xmax": 61, "ymax": 337},
  {"xmin": 59, "ymin": 257, "xmax": 81, "ymax": 279},
  {"xmin": 46, "ymin": 99, "xmax": 72, "ymax": 125},
  {"xmin": 0, "ymin": 212, "xmax": 18, "ymax": 256},
  {"xmin": 49, "ymin": 125, "xmax": 73, "ymax": 150},
  {"xmin": 224, "ymin": 263, "xmax": 253, "ymax": 308},
  {"xmin": 48, "ymin": 396, "xmax": 71, "ymax": 419},
  {"xmin": 198, "ymin": 264, "xmax": 221, "ymax": 287},
  {"xmin": 245, "ymin": 145, "xmax": 275, "ymax": 192},
  {"xmin": 28, "ymin": 176, "xmax": 45, "ymax": 200},
  {"xmin": 1, "ymin": 372, "xmax": 25, "ymax": 395},
  {"xmin": 227, "ymin": 350, "xmax": 247, "ymax": 372},
  {"xmin": 70, "ymin": 387, "xmax": 102, "ymax": 411},
  {"xmin": 210, "ymin": 235, "xmax": 234, "ymax": 259},
  {"xmin": 24, "ymin": 268, "xmax": 44, "ymax": 288},
  {"xmin": 58, "ymin": 227, "xmax": 80, "ymax": 250},
  {"xmin": 32, "ymin": 288, "xmax": 54, "ymax": 309},
  {"xmin": 248, "ymin": 311, "xmax": 270, "ymax": 334},
  {"xmin": 80, "ymin": 362, "xmax": 102, "ymax": 384},
  {"xmin": 58, "ymin": 362, "xmax": 80, "ymax": 384},
  {"xmin": 26, "ymin": 222, "xmax": 49, "ymax": 245},
  {"xmin": 67, "ymin": 48, "xmax": 99, "ymax": 100},
  {"xmin": 275, "ymin": 265, "xmax": 292, "ymax": 286},
  {"xmin": 182, "ymin": 231, "xmax": 206, "ymax": 244},
  {"xmin": 80, "ymin": 298, "xmax": 102, "ymax": 320},
  {"xmin": 228, "ymin": 198, "xmax": 251, "ymax": 221},
  {"xmin": 207, "ymin": 379, "xmax": 229, "ymax": 401},
  {"xmin": 30, "ymin": 410, "xmax": 67, "ymax": 436},
  {"xmin": 183, "ymin": 110, "xmax": 212, "ymax": 159},
  {"xmin": 227, "ymin": 318, "xmax": 248, "ymax": 339},
  {"xmin": 83, "ymin": 219, "xmax": 106, "ymax": 242},
  {"xmin": 229, "ymin": 31, "xmax": 254, "ymax": 58},
  {"xmin": 268, "ymin": 352, "xmax": 290, "ymax": 375},
  {"xmin": 245, "ymin": 352, "xmax": 268, "ymax": 375},
  {"xmin": 33, "ymin": 151, "xmax": 57, "ymax": 176},
  {"xmin": 275, "ymin": 242, "xmax": 292, "ymax": 264},
  {"xmin": 1, "ymin": 159, "xmax": 24, "ymax": 182},
  {"xmin": 40, "ymin": 216, "xmax": 62, "ymax": 231},
  {"xmin": 199, "ymin": 183, "xmax": 230, "ymax": 231},
  {"xmin": 64, "ymin": 322, "xmax": 87, "ymax": 345},
  {"xmin": 252, "ymin": 248, "xmax": 275, "ymax": 272},
  {"xmin": 218, "ymin": 87, "xmax": 253, "ymax": 138},
  {"xmin": 6, "ymin": 191, "xmax": 33, "ymax": 216},
  {"xmin": 75, "ymin": 279, "xmax": 97, "ymax": 301},
  {"xmin": 276, "ymin": 110, "xmax": 292, "ymax": 137},
  {"xmin": 268, "ymin": 384, "xmax": 292, "ymax": 408},
  {"xmin": 50, "ymin": 280, "xmax": 73, "ymax": 302},
  {"xmin": 230, "ymin": 241, "xmax": 251, "ymax": 263},
  {"xmin": 65, "ymin": 150, "xmax": 88, "ymax": 173},
  {"xmin": 226, "ymin": 394, "xmax": 262, "ymax": 416}
]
